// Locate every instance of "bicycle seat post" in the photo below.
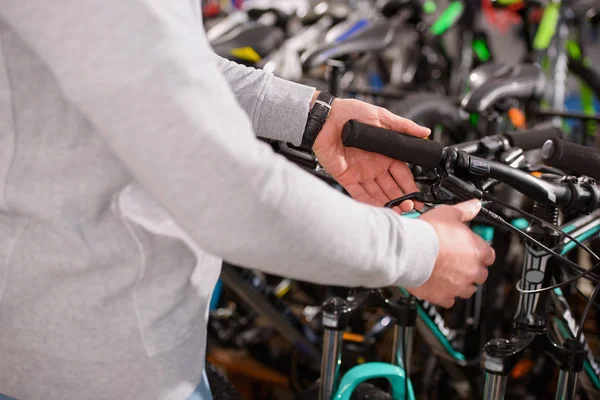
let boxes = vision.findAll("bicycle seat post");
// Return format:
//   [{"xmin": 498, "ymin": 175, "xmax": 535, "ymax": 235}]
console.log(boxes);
[{"xmin": 319, "ymin": 296, "xmax": 352, "ymax": 400}]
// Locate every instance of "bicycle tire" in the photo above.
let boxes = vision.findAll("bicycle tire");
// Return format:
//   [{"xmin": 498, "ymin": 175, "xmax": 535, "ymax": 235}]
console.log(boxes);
[
  {"xmin": 205, "ymin": 362, "xmax": 244, "ymax": 400},
  {"xmin": 388, "ymin": 93, "xmax": 470, "ymax": 145},
  {"xmin": 350, "ymin": 383, "xmax": 394, "ymax": 400}
]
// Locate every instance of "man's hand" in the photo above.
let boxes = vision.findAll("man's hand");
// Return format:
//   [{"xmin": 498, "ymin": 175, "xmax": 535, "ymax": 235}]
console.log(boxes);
[
  {"xmin": 312, "ymin": 96, "xmax": 431, "ymax": 212},
  {"xmin": 408, "ymin": 200, "xmax": 496, "ymax": 308}
]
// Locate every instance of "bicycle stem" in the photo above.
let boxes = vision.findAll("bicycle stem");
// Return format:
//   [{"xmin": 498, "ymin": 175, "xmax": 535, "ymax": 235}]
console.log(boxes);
[{"xmin": 513, "ymin": 203, "xmax": 560, "ymax": 330}]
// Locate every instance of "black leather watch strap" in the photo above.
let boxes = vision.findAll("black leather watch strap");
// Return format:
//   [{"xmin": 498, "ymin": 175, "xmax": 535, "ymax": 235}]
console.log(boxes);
[{"xmin": 301, "ymin": 91, "xmax": 335, "ymax": 149}]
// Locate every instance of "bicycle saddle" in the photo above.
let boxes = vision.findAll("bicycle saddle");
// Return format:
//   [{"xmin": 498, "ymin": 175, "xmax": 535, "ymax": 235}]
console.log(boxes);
[
  {"xmin": 468, "ymin": 62, "xmax": 514, "ymax": 90},
  {"xmin": 211, "ymin": 23, "xmax": 285, "ymax": 65},
  {"xmin": 461, "ymin": 63, "xmax": 546, "ymax": 114},
  {"xmin": 300, "ymin": 19, "xmax": 402, "ymax": 70}
]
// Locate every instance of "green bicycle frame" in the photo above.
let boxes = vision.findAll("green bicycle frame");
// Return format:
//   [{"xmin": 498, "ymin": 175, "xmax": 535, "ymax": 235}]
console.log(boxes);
[
  {"xmin": 430, "ymin": 1, "xmax": 464, "ymax": 36},
  {"xmin": 533, "ymin": 0, "xmax": 561, "ymax": 51}
]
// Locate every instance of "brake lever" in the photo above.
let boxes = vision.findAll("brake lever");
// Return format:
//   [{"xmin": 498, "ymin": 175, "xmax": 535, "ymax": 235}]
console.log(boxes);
[{"xmin": 384, "ymin": 189, "xmax": 456, "ymax": 209}]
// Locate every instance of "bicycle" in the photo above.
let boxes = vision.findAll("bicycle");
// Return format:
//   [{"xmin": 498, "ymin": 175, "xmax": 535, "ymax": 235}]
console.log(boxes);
[
  {"xmin": 300, "ymin": 0, "xmax": 494, "ymax": 99},
  {"xmin": 341, "ymin": 118, "xmax": 600, "ymax": 399}
]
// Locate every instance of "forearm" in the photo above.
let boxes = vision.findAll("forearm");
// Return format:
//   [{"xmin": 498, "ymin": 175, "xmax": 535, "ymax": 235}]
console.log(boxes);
[
  {"xmin": 214, "ymin": 55, "xmax": 315, "ymax": 145},
  {"xmin": 0, "ymin": 0, "xmax": 438, "ymax": 288}
]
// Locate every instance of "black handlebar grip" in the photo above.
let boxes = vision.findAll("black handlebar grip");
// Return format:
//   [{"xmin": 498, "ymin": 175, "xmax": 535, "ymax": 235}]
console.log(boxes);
[
  {"xmin": 542, "ymin": 138, "xmax": 600, "ymax": 180},
  {"xmin": 341, "ymin": 120, "xmax": 443, "ymax": 169},
  {"xmin": 504, "ymin": 125, "xmax": 563, "ymax": 151}
]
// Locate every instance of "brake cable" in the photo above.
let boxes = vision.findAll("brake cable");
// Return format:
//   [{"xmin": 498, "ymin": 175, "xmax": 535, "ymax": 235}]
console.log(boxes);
[
  {"xmin": 485, "ymin": 195, "xmax": 600, "ymax": 264},
  {"xmin": 477, "ymin": 208, "xmax": 600, "ymax": 293}
]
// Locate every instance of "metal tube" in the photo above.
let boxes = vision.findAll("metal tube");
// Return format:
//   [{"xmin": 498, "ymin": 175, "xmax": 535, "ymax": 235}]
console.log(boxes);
[
  {"xmin": 391, "ymin": 325, "xmax": 402, "ymax": 367},
  {"xmin": 319, "ymin": 329, "xmax": 343, "ymax": 400},
  {"xmin": 391, "ymin": 325, "xmax": 415, "ymax": 375},
  {"xmin": 405, "ymin": 326, "xmax": 414, "ymax": 374},
  {"xmin": 535, "ymin": 109, "xmax": 600, "ymax": 122},
  {"xmin": 555, "ymin": 370, "xmax": 577, "ymax": 400},
  {"xmin": 483, "ymin": 373, "xmax": 508, "ymax": 400}
]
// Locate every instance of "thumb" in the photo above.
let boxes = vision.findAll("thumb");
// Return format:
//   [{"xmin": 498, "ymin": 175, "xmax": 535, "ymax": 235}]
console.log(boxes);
[{"xmin": 451, "ymin": 199, "xmax": 482, "ymax": 222}]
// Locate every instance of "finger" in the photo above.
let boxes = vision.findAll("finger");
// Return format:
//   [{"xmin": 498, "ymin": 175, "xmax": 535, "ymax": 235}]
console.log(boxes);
[
  {"xmin": 389, "ymin": 162, "xmax": 423, "ymax": 210},
  {"xmin": 374, "ymin": 173, "xmax": 414, "ymax": 212},
  {"xmin": 458, "ymin": 285, "xmax": 478, "ymax": 299},
  {"xmin": 363, "ymin": 180, "xmax": 391, "ymax": 206},
  {"xmin": 451, "ymin": 199, "xmax": 482, "ymax": 222},
  {"xmin": 482, "ymin": 245, "xmax": 496, "ymax": 267},
  {"xmin": 473, "ymin": 267, "xmax": 489, "ymax": 285},
  {"xmin": 376, "ymin": 107, "xmax": 431, "ymax": 138},
  {"xmin": 344, "ymin": 183, "xmax": 380, "ymax": 207},
  {"xmin": 469, "ymin": 233, "xmax": 496, "ymax": 267}
]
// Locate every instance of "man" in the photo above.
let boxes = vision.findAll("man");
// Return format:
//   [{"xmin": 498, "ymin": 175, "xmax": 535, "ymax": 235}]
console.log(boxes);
[{"xmin": 0, "ymin": 1, "xmax": 494, "ymax": 399}]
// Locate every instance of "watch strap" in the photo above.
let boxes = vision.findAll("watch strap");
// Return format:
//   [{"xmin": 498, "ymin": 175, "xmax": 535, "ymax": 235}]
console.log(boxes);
[{"xmin": 302, "ymin": 91, "xmax": 335, "ymax": 149}]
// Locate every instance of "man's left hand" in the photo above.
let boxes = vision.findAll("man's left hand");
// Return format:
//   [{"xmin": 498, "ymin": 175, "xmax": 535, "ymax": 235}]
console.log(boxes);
[{"xmin": 313, "ymin": 97, "xmax": 431, "ymax": 213}]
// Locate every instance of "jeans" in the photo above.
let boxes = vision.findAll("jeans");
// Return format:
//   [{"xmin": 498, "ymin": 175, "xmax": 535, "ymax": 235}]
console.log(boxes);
[{"xmin": 0, "ymin": 370, "xmax": 213, "ymax": 400}]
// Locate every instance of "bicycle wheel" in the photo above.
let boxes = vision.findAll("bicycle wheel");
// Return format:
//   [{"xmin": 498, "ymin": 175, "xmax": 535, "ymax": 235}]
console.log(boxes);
[{"xmin": 350, "ymin": 383, "xmax": 394, "ymax": 400}]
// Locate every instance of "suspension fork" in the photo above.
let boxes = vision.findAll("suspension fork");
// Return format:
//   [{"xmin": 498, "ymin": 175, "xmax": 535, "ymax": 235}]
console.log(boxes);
[
  {"xmin": 319, "ymin": 297, "xmax": 351, "ymax": 400},
  {"xmin": 319, "ymin": 290, "xmax": 388, "ymax": 400}
]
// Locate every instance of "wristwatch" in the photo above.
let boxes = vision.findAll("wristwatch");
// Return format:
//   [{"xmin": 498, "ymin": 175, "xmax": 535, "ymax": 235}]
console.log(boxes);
[{"xmin": 301, "ymin": 91, "xmax": 336, "ymax": 149}]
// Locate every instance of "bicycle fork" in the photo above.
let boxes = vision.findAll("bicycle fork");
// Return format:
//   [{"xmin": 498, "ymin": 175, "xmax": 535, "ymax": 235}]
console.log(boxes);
[
  {"xmin": 318, "ymin": 292, "xmax": 417, "ymax": 400},
  {"xmin": 319, "ymin": 297, "xmax": 348, "ymax": 400}
]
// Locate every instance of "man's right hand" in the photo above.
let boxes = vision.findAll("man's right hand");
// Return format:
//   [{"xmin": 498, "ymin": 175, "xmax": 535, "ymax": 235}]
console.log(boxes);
[{"xmin": 408, "ymin": 199, "xmax": 496, "ymax": 308}]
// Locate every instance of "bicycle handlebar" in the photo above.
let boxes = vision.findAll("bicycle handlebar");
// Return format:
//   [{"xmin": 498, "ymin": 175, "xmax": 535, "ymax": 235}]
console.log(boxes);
[
  {"xmin": 341, "ymin": 120, "xmax": 443, "ymax": 169},
  {"xmin": 342, "ymin": 120, "xmax": 563, "ymax": 164},
  {"xmin": 504, "ymin": 125, "xmax": 563, "ymax": 151},
  {"xmin": 342, "ymin": 120, "xmax": 599, "ymax": 213},
  {"xmin": 452, "ymin": 124, "xmax": 562, "ymax": 155},
  {"xmin": 542, "ymin": 138, "xmax": 600, "ymax": 181}
]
